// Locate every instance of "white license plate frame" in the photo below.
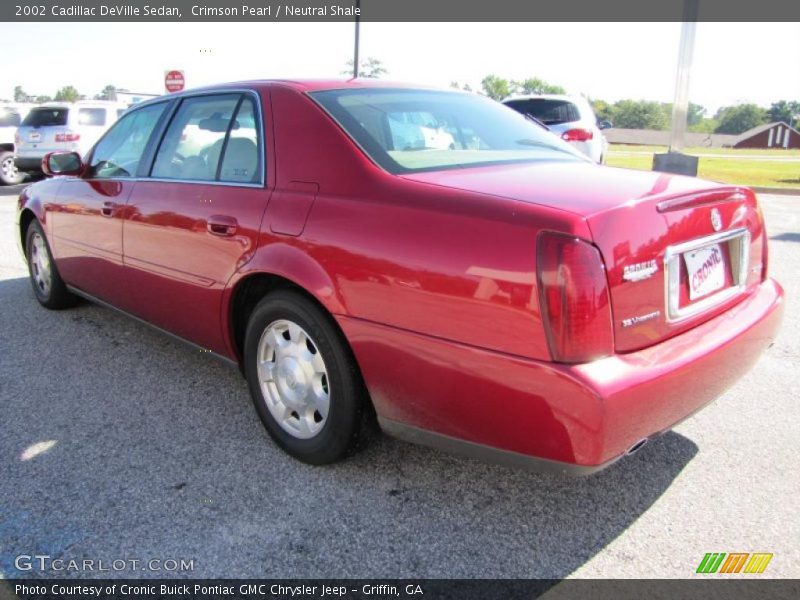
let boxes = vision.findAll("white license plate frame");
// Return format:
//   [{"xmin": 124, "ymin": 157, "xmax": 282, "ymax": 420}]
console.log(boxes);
[{"xmin": 664, "ymin": 228, "xmax": 750, "ymax": 323}]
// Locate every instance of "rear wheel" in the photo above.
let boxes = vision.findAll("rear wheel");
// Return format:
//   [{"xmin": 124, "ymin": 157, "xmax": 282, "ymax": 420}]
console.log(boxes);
[
  {"xmin": 25, "ymin": 220, "xmax": 76, "ymax": 309},
  {"xmin": 243, "ymin": 290, "xmax": 369, "ymax": 464},
  {"xmin": 0, "ymin": 151, "xmax": 23, "ymax": 185}
]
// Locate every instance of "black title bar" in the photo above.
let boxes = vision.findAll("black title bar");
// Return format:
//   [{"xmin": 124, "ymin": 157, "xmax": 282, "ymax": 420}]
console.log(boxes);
[
  {"xmin": 4, "ymin": 579, "xmax": 800, "ymax": 600},
  {"xmin": 4, "ymin": 0, "xmax": 800, "ymax": 22}
]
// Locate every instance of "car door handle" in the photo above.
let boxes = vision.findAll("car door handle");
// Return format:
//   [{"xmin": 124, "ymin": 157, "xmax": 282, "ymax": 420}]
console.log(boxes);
[
  {"xmin": 101, "ymin": 201, "xmax": 116, "ymax": 217},
  {"xmin": 207, "ymin": 215, "xmax": 238, "ymax": 236}
]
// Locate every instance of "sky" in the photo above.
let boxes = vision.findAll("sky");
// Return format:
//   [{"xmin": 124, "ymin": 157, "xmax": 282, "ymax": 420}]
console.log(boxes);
[{"xmin": 1, "ymin": 22, "xmax": 799, "ymax": 114}]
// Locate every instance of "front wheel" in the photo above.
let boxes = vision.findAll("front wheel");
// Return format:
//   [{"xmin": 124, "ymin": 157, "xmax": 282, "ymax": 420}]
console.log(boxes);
[
  {"xmin": 243, "ymin": 290, "xmax": 370, "ymax": 464},
  {"xmin": 0, "ymin": 151, "xmax": 24, "ymax": 185},
  {"xmin": 25, "ymin": 220, "xmax": 76, "ymax": 309}
]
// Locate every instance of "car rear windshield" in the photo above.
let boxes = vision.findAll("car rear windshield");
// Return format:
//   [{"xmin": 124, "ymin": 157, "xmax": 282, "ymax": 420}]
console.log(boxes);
[
  {"xmin": 21, "ymin": 108, "xmax": 69, "ymax": 127},
  {"xmin": 504, "ymin": 99, "xmax": 580, "ymax": 125},
  {"xmin": 310, "ymin": 88, "xmax": 583, "ymax": 174}
]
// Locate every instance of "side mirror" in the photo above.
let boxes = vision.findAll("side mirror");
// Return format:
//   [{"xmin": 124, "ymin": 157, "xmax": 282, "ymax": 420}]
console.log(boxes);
[
  {"xmin": 42, "ymin": 151, "xmax": 83, "ymax": 177},
  {"xmin": 598, "ymin": 120, "xmax": 613, "ymax": 131}
]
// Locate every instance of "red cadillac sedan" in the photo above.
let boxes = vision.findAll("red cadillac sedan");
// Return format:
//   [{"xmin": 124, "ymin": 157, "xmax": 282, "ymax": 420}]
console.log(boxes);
[{"xmin": 16, "ymin": 80, "xmax": 784, "ymax": 474}]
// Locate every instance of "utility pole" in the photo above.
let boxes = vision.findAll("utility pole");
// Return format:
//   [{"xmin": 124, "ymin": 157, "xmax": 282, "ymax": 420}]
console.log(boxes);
[
  {"xmin": 668, "ymin": 0, "xmax": 698, "ymax": 152},
  {"xmin": 352, "ymin": 0, "xmax": 361, "ymax": 79},
  {"xmin": 653, "ymin": 0, "xmax": 700, "ymax": 176}
]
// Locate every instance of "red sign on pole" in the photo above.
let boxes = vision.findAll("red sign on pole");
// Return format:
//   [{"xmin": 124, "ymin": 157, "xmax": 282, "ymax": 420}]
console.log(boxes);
[{"xmin": 164, "ymin": 70, "xmax": 185, "ymax": 93}]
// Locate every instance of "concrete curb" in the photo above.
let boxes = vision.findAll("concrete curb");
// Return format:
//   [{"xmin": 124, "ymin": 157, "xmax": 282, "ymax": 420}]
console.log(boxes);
[{"xmin": 751, "ymin": 187, "xmax": 800, "ymax": 196}]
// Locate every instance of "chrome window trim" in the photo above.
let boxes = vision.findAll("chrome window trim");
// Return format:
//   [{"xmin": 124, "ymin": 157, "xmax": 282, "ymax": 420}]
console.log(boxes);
[
  {"xmin": 663, "ymin": 227, "xmax": 750, "ymax": 323},
  {"xmin": 67, "ymin": 175, "xmax": 265, "ymax": 190},
  {"xmin": 86, "ymin": 88, "xmax": 266, "ymax": 188}
]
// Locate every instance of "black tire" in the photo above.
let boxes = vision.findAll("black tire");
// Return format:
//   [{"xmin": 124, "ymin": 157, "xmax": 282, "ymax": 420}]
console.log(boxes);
[
  {"xmin": 243, "ymin": 290, "xmax": 370, "ymax": 464},
  {"xmin": 0, "ymin": 150, "xmax": 24, "ymax": 185},
  {"xmin": 25, "ymin": 220, "xmax": 76, "ymax": 309}
]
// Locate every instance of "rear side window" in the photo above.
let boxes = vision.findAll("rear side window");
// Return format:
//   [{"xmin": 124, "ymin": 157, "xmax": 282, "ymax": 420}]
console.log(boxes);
[
  {"xmin": 152, "ymin": 93, "xmax": 262, "ymax": 184},
  {"xmin": 0, "ymin": 108, "xmax": 21, "ymax": 127},
  {"xmin": 78, "ymin": 108, "xmax": 107, "ymax": 126},
  {"xmin": 505, "ymin": 99, "xmax": 580, "ymax": 125},
  {"xmin": 218, "ymin": 97, "xmax": 260, "ymax": 183},
  {"xmin": 21, "ymin": 108, "xmax": 68, "ymax": 127}
]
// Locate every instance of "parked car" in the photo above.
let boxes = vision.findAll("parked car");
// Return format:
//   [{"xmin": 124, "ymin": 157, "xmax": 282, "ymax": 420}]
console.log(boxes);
[
  {"xmin": 0, "ymin": 103, "xmax": 31, "ymax": 185},
  {"xmin": 503, "ymin": 94, "xmax": 610, "ymax": 163},
  {"xmin": 14, "ymin": 101, "xmax": 125, "ymax": 175},
  {"xmin": 16, "ymin": 81, "xmax": 783, "ymax": 473}
]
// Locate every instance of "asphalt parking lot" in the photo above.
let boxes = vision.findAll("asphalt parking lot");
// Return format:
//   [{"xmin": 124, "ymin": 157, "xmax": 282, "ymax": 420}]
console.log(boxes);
[{"xmin": 0, "ymin": 183, "xmax": 798, "ymax": 580}]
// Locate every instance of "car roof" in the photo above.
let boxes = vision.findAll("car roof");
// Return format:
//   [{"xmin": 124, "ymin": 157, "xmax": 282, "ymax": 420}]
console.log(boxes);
[
  {"xmin": 29, "ymin": 101, "xmax": 125, "ymax": 110},
  {"xmin": 125, "ymin": 79, "xmax": 458, "ymax": 113},
  {"xmin": 227, "ymin": 78, "xmax": 441, "ymax": 92},
  {"xmin": 503, "ymin": 94, "xmax": 578, "ymax": 103}
]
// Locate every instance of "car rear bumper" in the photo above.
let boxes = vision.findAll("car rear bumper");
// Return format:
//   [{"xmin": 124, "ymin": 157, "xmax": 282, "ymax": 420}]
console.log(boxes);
[
  {"xmin": 340, "ymin": 278, "xmax": 784, "ymax": 474},
  {"xmin": 14, "ymin": 156, "xmax": 43, "ymax": 172}
]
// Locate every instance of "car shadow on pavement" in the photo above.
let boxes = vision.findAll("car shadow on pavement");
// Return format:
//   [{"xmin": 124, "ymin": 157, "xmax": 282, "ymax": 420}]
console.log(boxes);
[
  {"xmin": 0, "ymin": 275, "xmax": 698, "ymax": 580},
  {"xmin": 771, "ymin": 232, "xmax": 800, "ymax": 243}
]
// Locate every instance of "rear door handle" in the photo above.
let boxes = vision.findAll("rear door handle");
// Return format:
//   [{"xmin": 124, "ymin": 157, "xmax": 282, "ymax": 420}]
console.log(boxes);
[
  {"xmin": 207, "ymin": 215, "xmax": 238, "ymax": 236},
  {"xmin": 101, "ymin": 201, "xmax": 116, "ymax": 217}
]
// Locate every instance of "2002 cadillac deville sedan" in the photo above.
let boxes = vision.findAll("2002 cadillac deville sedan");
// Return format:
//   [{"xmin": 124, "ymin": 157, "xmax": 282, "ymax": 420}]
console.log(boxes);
[{"xmin": 16, "ymin": 80, "xmax": 784, "ymax": 474}]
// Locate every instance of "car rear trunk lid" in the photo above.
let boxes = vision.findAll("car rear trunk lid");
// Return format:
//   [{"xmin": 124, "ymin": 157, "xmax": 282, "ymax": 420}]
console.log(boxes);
[
  {"xmin": 402, "ymin": 162, "xmax": 767, "ymax": 354},
  {"xmin": 586, "ymin": 185, "xmax": 765, "ymax": 352}
]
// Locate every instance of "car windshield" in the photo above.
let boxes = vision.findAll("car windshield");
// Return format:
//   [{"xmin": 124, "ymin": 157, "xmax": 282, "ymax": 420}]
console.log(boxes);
[
  {"xmin": 310, "ymin": 88, "xmax": 584, "ymax": 174},
  {"xmin": 22, "ymin": 107, "xmax": 69, "ymax": 127},
  {"xmin": 504, "ymin": 99, "xmax": 581, "ymax": 125}
]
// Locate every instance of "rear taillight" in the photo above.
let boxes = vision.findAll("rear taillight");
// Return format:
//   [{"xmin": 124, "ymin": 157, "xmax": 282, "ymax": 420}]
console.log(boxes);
[
  {"xmin": 55, "ymin": 132, "xmax": 80, "ymax": 142},
  {"xmin": 561, "ymin": 128, "xmax": 594, "ymax": 142},
  {"xmin": 537, "ymin": 232, "xmax": 613, "ymax": 363},
  {"xmin": 14, "ymin": 132, "xmax": 20, "ymax": 145}
]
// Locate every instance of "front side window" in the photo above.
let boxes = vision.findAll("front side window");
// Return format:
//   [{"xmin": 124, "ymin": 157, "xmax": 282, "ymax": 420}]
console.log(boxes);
[
  {"xmin": 152, "ymin": 94, "xmax": 263, "ymax": 183},
  {"xmin": 87, "ymin": 102, "xmax": 167, "ymax": 178},
  {"xmin": 310, "ymin": 88, "xmax": 583, "ymax": 174},
  {"xmin": 78, "ymin": 108, "xmax": 107, "ymax": 126}
]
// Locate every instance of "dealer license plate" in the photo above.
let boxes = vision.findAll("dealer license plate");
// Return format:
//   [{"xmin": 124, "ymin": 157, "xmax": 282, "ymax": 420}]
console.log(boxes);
[{"xmin": 684, "ymin": 243, "xmax": 726, "ymax": 301}]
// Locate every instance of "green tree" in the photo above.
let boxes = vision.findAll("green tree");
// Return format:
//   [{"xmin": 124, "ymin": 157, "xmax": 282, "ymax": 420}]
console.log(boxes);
[
  {"xmin": 767, "ymin": 100, "xmax": 800, "ymax": 126},
  {"xmin": 450, "ymin": 81, "xmax": 473, "ymax": 92},
  {"xmin": 611, "ymin": 99, "xmax": 669, "ymax": 130},
  {"xmin": 54, "ymin": 85, "xmax": 81, "ymax": 103},
  {"xmin": 714, "ymin": 104, "xmax": 767, "ymax": 134},
  {"xmin": 511, "ymin": 77, "xmax": 565, "ymax": 95},
  {"xmin": 95, "ymin": 85, "xmax": 118, "ymax": 101},
  {"xmin": 480, "ymin": 75, "xmax": 511, "ymax": 101},
  {"xmin": 590, "ymin": 99, "xmax": 614, "ymax": 123},
  {"xmin": 14, "ymin": 85, "xmax": 29, "ymax": 102},
  {"xmin": 688, "ymin": 118, "xmax": 718, "ymax": 133},
  {"xmin": 34, "ymin": 95, "xmax": 53, "ymax": 103},
  {"xmin": 341, "ymin": 57, "xmax": 387, "ymax": 79}
]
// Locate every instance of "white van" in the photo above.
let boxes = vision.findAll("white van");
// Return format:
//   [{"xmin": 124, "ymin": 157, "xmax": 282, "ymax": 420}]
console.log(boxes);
[{"xmin": 14, "ymin": 101, "xmax": 126, "ymax": 176}]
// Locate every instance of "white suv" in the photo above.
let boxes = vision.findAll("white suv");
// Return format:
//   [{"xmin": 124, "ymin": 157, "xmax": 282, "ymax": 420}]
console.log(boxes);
[
  {"xmin": 0, "ymin": 104, "xmax": 32, "ymax": 185},
  {"xmin": 14, "ymin": 101, "xmax": 126, "ymax": 175},
  {"xmin": 503, "ymin": 94, "xmax": 610, "ymax": 163}
]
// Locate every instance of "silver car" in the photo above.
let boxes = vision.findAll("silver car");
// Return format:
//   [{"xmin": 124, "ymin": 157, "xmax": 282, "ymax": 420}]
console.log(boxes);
[
  {"xmin": 503, "ymin": 94, "xmax": 610, "ymax": 163},
  {"xmin": 14, "ymin": 102, "xmax": 125, "ymax": 175}
]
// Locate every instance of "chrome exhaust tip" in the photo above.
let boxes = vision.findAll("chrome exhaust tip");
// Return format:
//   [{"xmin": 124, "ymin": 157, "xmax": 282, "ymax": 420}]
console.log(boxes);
[{"xmin": 627, "ymin": 438, "xmax": 649, "ymax": 455}]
